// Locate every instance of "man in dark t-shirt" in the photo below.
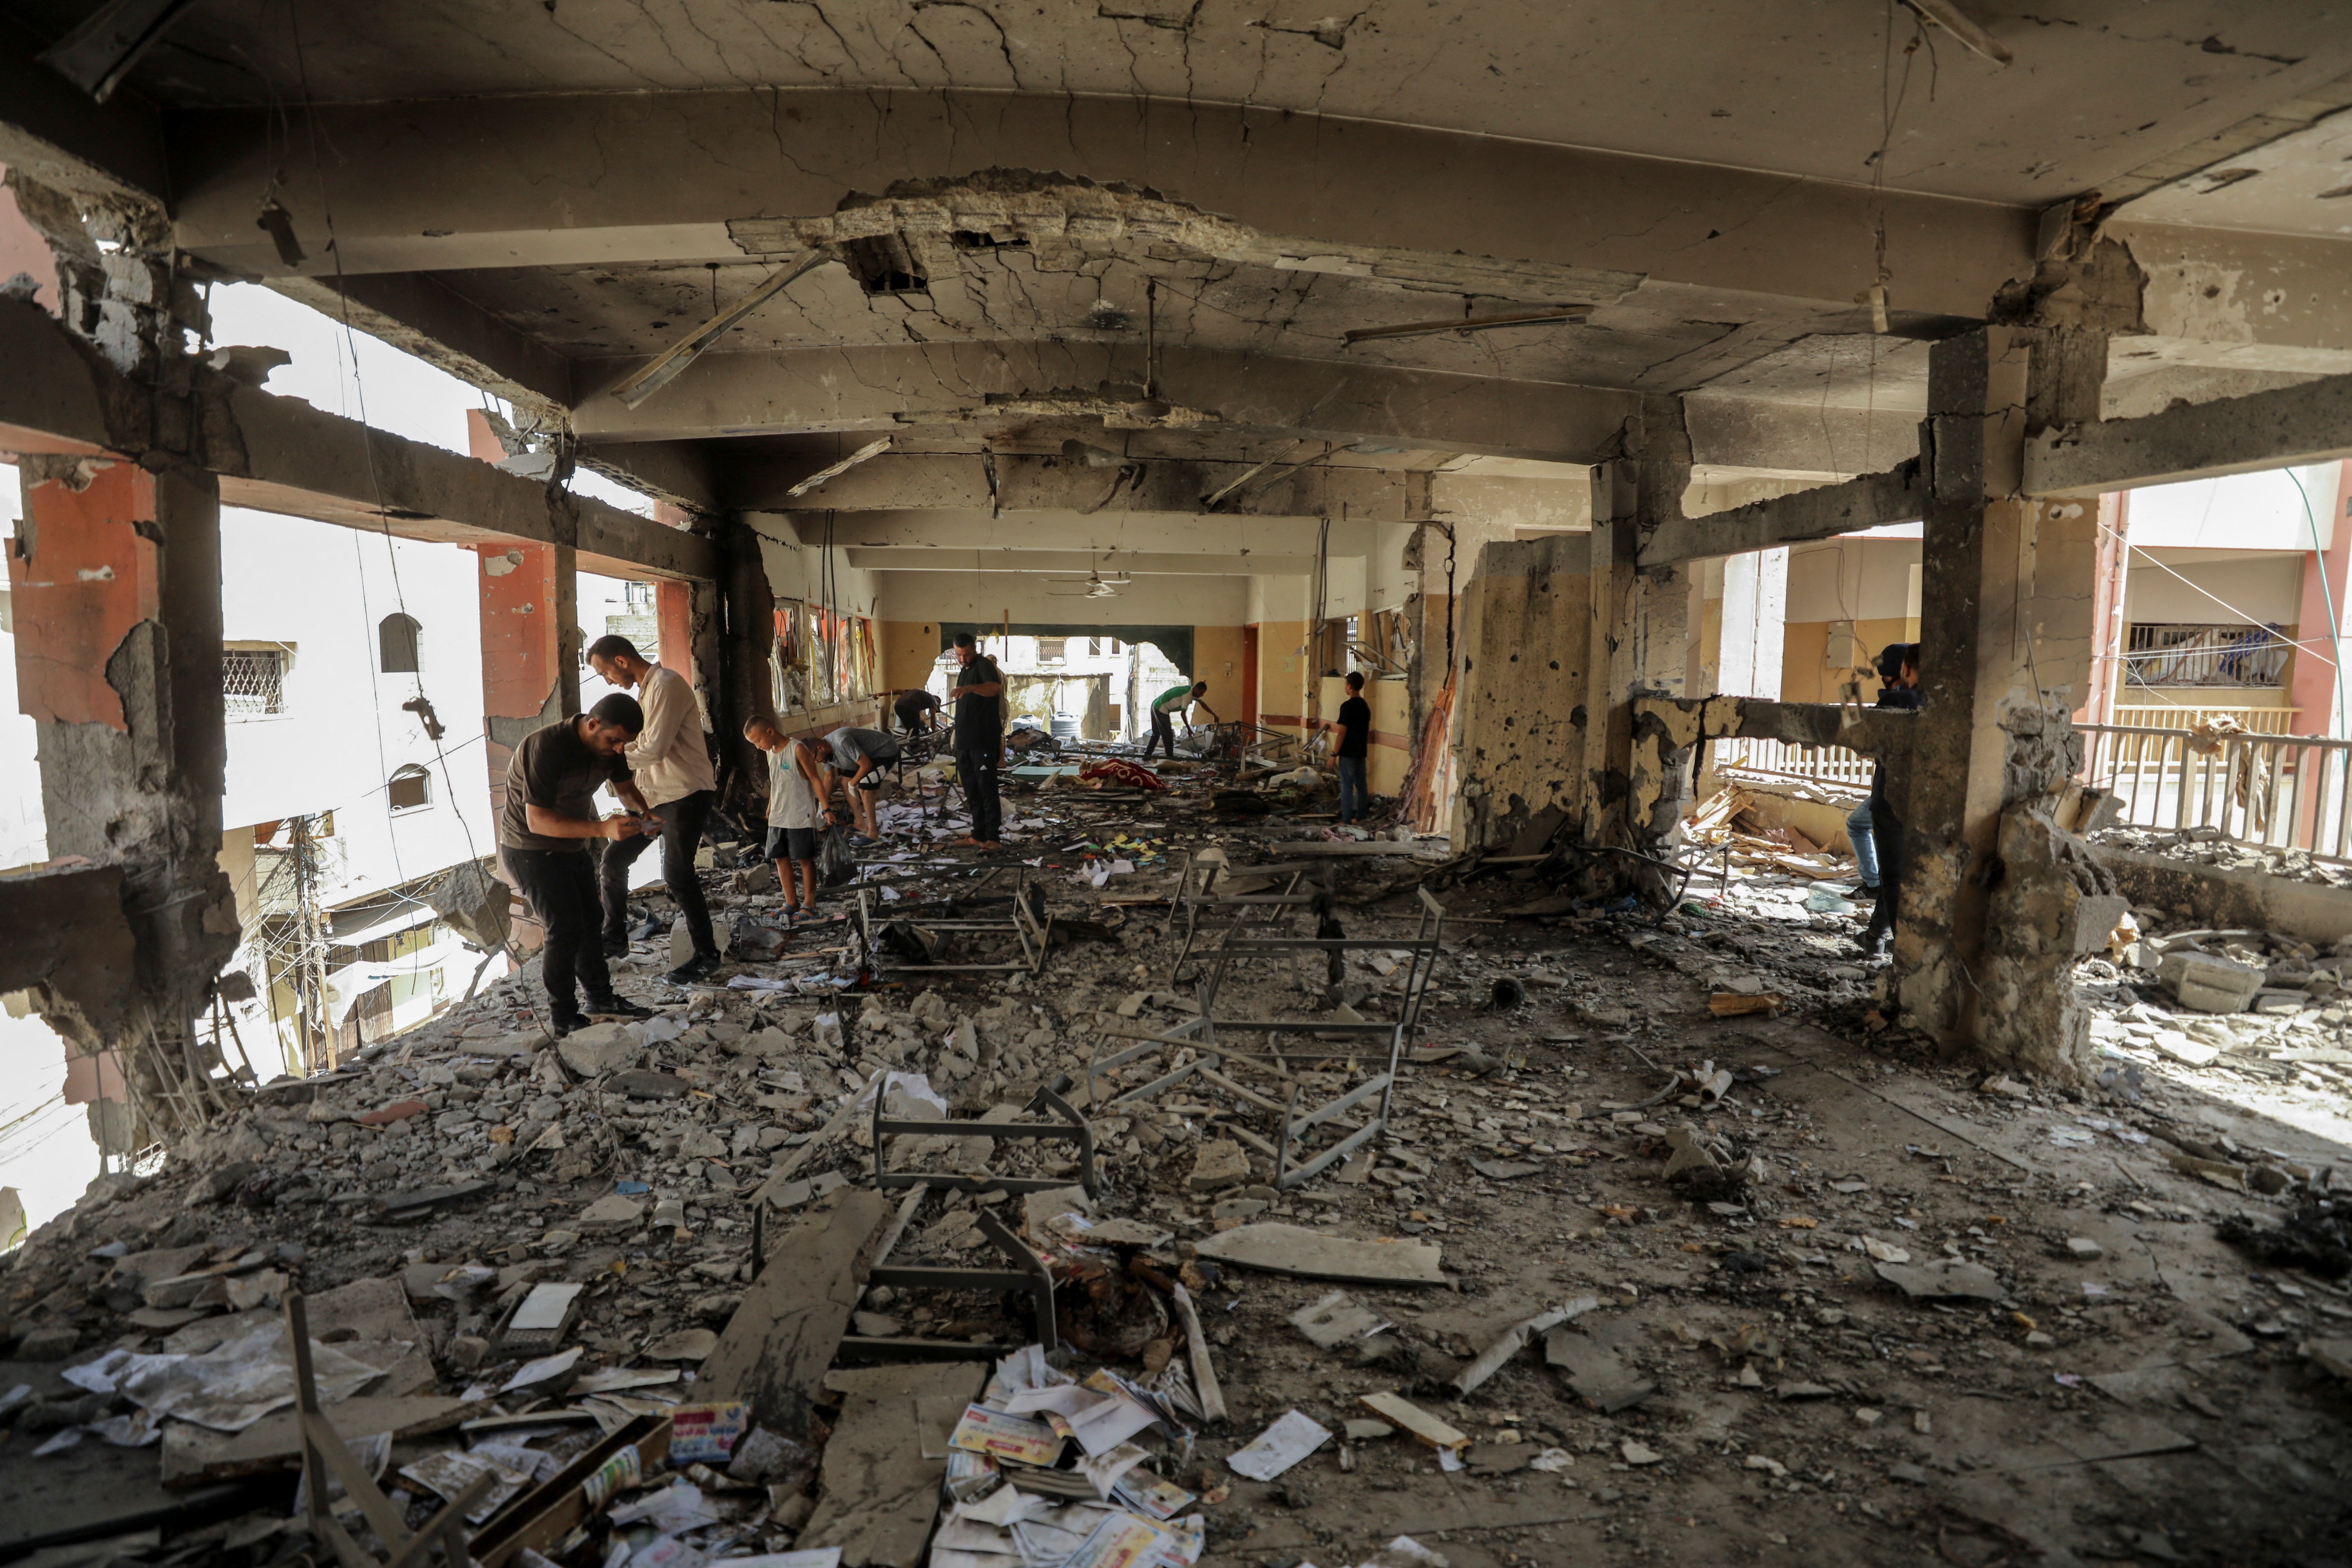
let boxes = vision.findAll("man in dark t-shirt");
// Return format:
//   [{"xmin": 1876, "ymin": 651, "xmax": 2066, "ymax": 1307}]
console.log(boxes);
[
  {"xmin": 497, "ymin": 694, "xmax": 657, "ymax": 1034},
  {"xmin": 948, "ymin": 632, "xmax": 1005, "ymax": 848},
  {"xmin": 1331, "ymin": 670, "xmax": 1373, "ymax": 825},
  {"xmin": 892, "ymin": 688, "xmax": 942, "ymax": 736}
]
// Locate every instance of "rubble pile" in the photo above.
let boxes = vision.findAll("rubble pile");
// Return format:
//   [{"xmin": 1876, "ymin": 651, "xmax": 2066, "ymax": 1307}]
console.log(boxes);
[
  {"xmin": 2095, "ymin": 824, "xmax": 2352, "ymax": 889},
  {"xmin": 4, "ymin": 757, "xmax": 2351, "ymax": 1568}
]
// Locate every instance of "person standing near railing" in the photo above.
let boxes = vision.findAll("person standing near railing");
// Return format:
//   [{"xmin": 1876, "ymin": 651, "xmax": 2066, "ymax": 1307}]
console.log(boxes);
[
  {"xmin": 1859, "ymin": 643, "xmax": 1921, "ymax": 960},
  {"xmin": 1845, "ymin": 644, "xmax": 1912, "ymax": 903}
]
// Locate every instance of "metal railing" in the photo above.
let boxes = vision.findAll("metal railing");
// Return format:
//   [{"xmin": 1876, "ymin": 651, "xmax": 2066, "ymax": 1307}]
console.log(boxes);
[
  {"xmin": 1708, "ymin": 735, "xmax": 1873, "ymax": 791},
  {"xmin": 2106, "ymin": 702, "xmax": 2301, "ymax": 736},
  {"xmin": 2077, "ymin": 722, "xmax": 2352, "ymax": 863},
  {"xmin": 1713, "ymin": 721, "xmax": 2352, "ymax": 865}
]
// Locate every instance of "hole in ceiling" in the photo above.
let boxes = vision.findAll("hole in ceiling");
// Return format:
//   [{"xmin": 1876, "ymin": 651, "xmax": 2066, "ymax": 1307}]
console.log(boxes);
[
  {"xmin": 839, "ymin": 235, "xmax": 929, "ymax": 295},
  {"xmin": 1087, "ymin": 303, "xmax": 1135, "ymax": 331},
  {"xmin": 951, "ymin": 230, "xmax": 1031, "ymax": 251}
]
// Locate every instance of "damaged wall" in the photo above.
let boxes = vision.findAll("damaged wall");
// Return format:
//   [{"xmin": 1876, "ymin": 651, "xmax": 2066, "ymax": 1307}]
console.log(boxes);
[
  {"xmin": 1447, "ymin": 531, "xmax": 1591, "ymax": 848},
  {"xmin": 7, "ymin": 456, "xmax": 237, "ymax": 1116}
]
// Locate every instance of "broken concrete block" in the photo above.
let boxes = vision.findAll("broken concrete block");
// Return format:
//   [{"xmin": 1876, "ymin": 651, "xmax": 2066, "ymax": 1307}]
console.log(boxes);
[
  {"xmin": 1544, "ymin": 1324, "xmax": 1654, "ymax": 1412},
  {"xmin": 2065, "ymin": 1237, "xmax": 2104, "ymax": 1260},
  {"xmin": 1873, "ymin": 1258, "xmax": 2004, "ymax": 1302},
  {"xmin": 647, "ymin": 1327, "xmax": 718, "ymax": 1362},
  {"xmin": 576, "ymin": 1194, "xmax": 645, "ymax": 1233},
  {"xmin": 1195, "ymin": 1223, "xmax": 1445, "ymax": 1285},
  {"xmin": 2150, "ymin": 1031, "xmax": 2220, "ymax": 1067},
  {"xmin": 1188, "ymin": 1139, "xmax": 1250, "ymax": 1192},
  {"xmin": 15, "ymin": 1325, "xmax": 78, "ymax": 1359},
  {"xmin": 1290, "ymin": 1290, "xmax": 1385, "ymax": 1349},
  {"xmin": 2158, "ymin": 951, "xmax": 2264, "ymax": 1014},
  {"xmin": 611, "ymin": 1069, "xmax": 687, "ymax": 1099},
  {"xmin": 557, "ymin": 1023, "xmax": 641, "ymax": 1078}
]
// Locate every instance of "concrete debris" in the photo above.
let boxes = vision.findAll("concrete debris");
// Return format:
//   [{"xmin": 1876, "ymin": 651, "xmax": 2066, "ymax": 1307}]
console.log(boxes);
[
  {"xmin": 2, "ymin": 763, "xmax": 2344, "ymax": 1568},
  {"xmin": 1192, "ymin": 1223, "xmax": 1446, "ymax": 1285}
]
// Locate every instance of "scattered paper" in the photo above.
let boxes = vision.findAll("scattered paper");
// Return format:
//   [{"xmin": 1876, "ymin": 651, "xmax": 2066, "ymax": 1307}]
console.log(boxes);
[
  {"xmin": 950, "ymin": 1403, "xmax": 1066, "ymax": 1466},
  {"xmin": 499, "ymin": 1346, "xmax": 582, "ymax": 1393},
  {"xmin": 1227, "ymin": 1410, "xmax": 1332, "ymax": 1481}
]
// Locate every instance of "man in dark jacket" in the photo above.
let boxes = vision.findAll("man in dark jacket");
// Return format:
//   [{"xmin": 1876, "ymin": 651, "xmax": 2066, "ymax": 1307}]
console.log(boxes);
[{"xmin": 1859, "ymin": 643, "xmax": 1921, "ymax": 957}]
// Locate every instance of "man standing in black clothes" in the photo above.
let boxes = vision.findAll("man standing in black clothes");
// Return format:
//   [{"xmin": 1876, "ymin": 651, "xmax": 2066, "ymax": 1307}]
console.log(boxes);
[
  {"xmin": 949, "ymin": 632, "xmax": 1005, "ymax": 849},
  {"xmin": 497, "ymin": 694, "xmax": 656, "ymax": 1036},
  {"xmin": 1859, "ymin": 643, "xmax": 1921, "ymax": 959},
  {"xmin": 1330, "ymin": 671, "xmax": 1372, "ymax": 824}
]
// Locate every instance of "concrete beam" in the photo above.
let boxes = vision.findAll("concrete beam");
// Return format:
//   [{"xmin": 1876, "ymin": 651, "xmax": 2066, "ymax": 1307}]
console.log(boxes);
[
  {"xmin": 576, "ymin": 440, "xmax": 726, "ymax": 517},
  {"xmin": 0, "ymin": 298, "xmax": 719, "ymax": 582},
  {"xmin": 0, "ymin": 29, "xmax": 168, "ymax": 207},
  {"xmin": 273, "ymin": 272, "xmax": 575, "ymax": 418},
  {"xmin": 575, "ymin": 343, "xmax": 1636, "ymax": 465},
  {"xmin": 749, "ymin": 450, "xmax": 1415, "ymax": 520},
  {"xmin": 762, "ymin": 509, "xmax": 1370, "ymax": 560},
  {"xmin": 2024, "ymin": 368, "xmax": 2352, "ymax": 495},
  {"xmin": 1640, "ymin": 461, "xmax": 1925, "ymax": 567},
  {"xmin": 1683, "ymin": 395, "xmax": 1922, "ymax": 481},
  {"xmin": 165, "ymin": 89, "xmax": 2032, "ymax": 319},
  {"xmin": 2117, "ymin": 224, "xmax": 2352, "ymax": 366},
  {"xmin": 845, "ymin": 547, "xmax": 1313, "ymax": 576}
]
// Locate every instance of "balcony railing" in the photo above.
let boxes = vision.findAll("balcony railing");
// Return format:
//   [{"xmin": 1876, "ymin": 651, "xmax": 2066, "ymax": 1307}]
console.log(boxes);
[
  {"xmin": 2106, "ymin": 702, "xmax": 2301, "ymax": 735},
  {"xmin": 2077, "ymin": 722, "xmax": 2352, "ymax": 864},
  {"xmin": 1708, "ymin": 735, "xmax": 1873, "ymax": 791},
  {"xmin": 1712, "ymin": 720, "xmax": 2352, "ymax": 865}
]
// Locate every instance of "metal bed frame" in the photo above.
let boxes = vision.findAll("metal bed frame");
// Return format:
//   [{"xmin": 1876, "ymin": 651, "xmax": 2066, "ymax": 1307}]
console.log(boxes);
[
  {"xmin": 855, "ymin": 874, "xmax": 1054, "ymax": 977},
  {"xmin": 1092, "ymin": 882, "xmax": 1447, "ymax": 1189}
]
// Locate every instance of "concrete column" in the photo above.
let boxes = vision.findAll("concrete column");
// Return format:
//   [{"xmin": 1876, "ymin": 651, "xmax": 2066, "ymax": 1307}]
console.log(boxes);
[
  {"xmin": 1581, "ymin": 399, "xmax": 1694, "ymax": 855},
  {"xmin": 467, "ymin": 412, "xmax": 577, "ymax": 827},
  {"xmin": 7, "ymin": 455, "xmax": 236, "ymax": 1090},
  {"xmin": 1894, "ymin": 326, "xmax": 2120, "ymax": 1073},
  {"xmin": 1579, "ymin": 459, "xmax": 1637, "ymax": 842},
  {"xmin": 2078, "ymin": 492, "xmax": 2131, "ymax": 728}
]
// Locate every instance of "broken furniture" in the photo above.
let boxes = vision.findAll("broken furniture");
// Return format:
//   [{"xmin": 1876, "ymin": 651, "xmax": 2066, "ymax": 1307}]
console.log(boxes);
[
  {"xmin": 284, "ymin": 1292, "xmax": 490, "ymax": 1568},
  {"xmin": 1164, "ymin": 853, "xmax": 1315, "ymax": 984},
  {"xmin": 855, "ymin": 872, "xmax": 1053, "ymax": 977},
  {"xmin": 467, "ymin": 1413, "xmax": 672, "ymax": 1568},
  {"xmin": 841, "ymin": 1208, "xmax": 1059, "ymax": 1362},
  {"xmin": 838, "ymin": 1081, "xmax": 1100, "ymax": 1361},
  {"xmin": 1192, "ymin": 884, "xmax": 1447, "ymax": 1188}
]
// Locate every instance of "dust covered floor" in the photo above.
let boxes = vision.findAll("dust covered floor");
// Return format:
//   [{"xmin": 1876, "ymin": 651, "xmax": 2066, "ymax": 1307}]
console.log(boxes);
[{"xmin": 3, "ymin": 762, "xmax": 2349, "ymax": 1568}]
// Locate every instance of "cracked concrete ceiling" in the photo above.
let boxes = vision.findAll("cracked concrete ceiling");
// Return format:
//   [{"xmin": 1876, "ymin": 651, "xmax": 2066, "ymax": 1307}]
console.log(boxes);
[{"xmin": 7, "ymin": 0, "xmax": 2352, "ymax": 537}]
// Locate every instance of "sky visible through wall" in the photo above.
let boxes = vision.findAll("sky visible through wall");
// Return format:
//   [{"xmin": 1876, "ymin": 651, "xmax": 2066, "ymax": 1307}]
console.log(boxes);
[{"xmin": 0, "ymin": 285, "xmax": 661, "ymax": 1248}]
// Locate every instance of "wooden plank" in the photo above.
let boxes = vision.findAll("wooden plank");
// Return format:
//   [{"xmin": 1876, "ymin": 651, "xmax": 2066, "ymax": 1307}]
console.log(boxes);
[
  {"xmin": 161, "ymin": 1394, "xmax": 486, "ymax": 1488},
  {"xmin": 799, "ymin": 1363, "xmax": 988, "ymax": 1568},
  {"xmin": 700, "ymin": 1187, "xmax": 892, "ymax": 1440},
  {"xmin": 1358, "ymin": 1391, "xmax": 1470, "ymax": 1451}
]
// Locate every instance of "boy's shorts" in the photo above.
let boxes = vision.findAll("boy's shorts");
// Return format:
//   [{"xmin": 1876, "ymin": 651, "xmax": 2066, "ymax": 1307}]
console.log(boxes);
[{"xmin": 764, "ymin": 826, "xmax": 817, "ymax": 862}]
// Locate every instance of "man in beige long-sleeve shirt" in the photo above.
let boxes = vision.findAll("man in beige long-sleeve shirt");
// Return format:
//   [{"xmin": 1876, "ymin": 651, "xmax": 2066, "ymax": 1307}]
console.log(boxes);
[{"xmin": 587, "ymin": 635, "xmax": 721, "ymax": 984}]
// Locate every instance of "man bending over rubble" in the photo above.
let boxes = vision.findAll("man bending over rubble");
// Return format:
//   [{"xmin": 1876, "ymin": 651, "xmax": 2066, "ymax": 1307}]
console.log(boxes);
[
  {"xmin": 498, "ymin": 694, "xmax": 658, "ymax": 1037},
  {"xmin": 747, "ymin": 716, "xmax": 830, "ymax": 922}
]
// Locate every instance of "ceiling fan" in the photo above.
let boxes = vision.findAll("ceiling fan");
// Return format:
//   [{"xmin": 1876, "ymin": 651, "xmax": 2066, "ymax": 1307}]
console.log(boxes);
[{"xmin": 1046, "ymin": 561, "xmax": 1132, "ymax": 599}]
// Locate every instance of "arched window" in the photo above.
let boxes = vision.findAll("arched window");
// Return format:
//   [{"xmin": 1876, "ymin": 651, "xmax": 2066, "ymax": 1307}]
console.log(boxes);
[
  {"xmin": 379, "ymin": 613, "xmax": 422, "ymax": 674},
  {"xmin": 387, "ymin": 765, "xmax": 432, "ymax": 812}
]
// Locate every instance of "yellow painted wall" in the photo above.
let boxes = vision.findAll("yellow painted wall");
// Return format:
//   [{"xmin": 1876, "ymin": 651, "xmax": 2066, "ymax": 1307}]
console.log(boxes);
[
  {"xmin": 1256, "ymin": 619, "xmax": 1312, "ymax": 736},
  {"xmin": 1192, "ymin": 625, "xmax": 1248, "ymax": 717},
  {"xmin": 1317, "ymin": 675, "xmax": 1414, "ymax": 797},
  {"xmin": 879, "ymin": 620, "xmax": 942, "ymax": 692},
  {"xmin": 1777, "ymin": 617, "xmax": 1918, "ymax": 703}
]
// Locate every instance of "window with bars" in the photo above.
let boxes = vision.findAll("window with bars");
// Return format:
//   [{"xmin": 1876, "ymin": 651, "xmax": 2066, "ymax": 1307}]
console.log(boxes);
[
  {"xmin": 2123, "ymin": 622, "xmax": 2292, "ymax": 688},
  {"xmin": 223, "ymin": 648, "xmax": 287, "ymax": 718}
]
